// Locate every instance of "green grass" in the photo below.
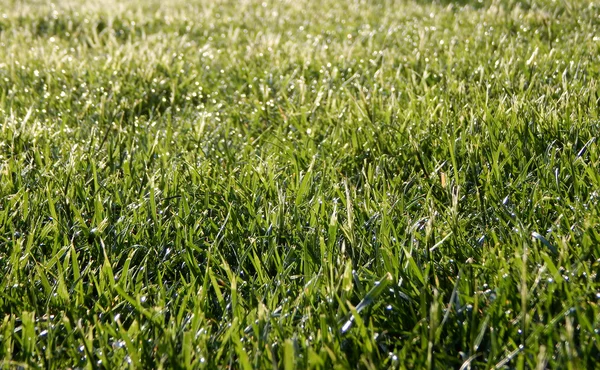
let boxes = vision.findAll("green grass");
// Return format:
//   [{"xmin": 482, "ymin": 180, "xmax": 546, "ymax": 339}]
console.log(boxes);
[{"xmin": 1, "ymin": 0, "xmax": 599, "ymax": 368}]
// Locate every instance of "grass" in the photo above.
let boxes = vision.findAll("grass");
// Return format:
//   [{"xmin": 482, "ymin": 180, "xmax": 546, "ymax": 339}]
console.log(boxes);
[{"xmin": 0, "ymin": 0, "xmax": 599, "ymax": 368}]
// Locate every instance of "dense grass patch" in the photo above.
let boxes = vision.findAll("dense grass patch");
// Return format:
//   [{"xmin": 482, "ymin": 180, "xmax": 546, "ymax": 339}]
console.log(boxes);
[{"xmin": 1, "ymin": 0, "xmax": 599, "ymax": 368}]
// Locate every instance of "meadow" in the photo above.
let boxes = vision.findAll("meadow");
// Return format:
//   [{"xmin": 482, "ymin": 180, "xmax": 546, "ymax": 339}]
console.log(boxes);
[{"xmin": 0, "ymin": 0, "xmax": 599, "ymax": 368}]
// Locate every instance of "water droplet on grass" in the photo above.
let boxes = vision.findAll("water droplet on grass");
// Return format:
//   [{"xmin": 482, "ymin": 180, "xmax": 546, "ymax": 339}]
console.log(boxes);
[{"xmin": 341, "ymin": 319, "xmax": 353, "ymax": 333}]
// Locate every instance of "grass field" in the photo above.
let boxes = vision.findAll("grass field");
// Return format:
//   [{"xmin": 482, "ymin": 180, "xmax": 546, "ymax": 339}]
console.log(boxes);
[{"xmin": 1, "ymin": 0, "xmax": 599, "ymax": 368}]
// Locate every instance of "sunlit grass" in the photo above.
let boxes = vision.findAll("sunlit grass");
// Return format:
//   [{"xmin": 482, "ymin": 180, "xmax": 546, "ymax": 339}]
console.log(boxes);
[{"xmin": 1, "ymin": 0, "xmax": 599, "ymax": 368}]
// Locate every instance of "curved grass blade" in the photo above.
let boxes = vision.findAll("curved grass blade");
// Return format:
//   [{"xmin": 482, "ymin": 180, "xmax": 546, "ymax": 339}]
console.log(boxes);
[{"xmin": 341, "ymin": 272, "xmax": 393, "ymax": 334}]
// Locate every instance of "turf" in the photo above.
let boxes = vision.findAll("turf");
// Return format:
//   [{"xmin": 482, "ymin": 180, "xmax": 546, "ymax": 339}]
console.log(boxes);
[{"xmin": 1, "ymin": 0, "xmax": 599, "ymax": 368}]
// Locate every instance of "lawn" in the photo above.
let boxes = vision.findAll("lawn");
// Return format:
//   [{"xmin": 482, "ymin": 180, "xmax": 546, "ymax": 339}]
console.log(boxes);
[{"xmin": 0, "ymin": 0, "xmax": 599, "ymax": 368}]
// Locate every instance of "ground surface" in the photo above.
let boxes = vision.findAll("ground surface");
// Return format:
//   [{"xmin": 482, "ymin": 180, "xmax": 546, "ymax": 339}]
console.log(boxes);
[{"xmin": 1, "ymin": 0, "xmax": 599, "ymax": 368}]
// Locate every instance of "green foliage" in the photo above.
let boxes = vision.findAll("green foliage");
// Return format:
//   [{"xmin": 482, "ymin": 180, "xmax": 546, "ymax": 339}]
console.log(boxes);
[{"xmin": 1, "ymin": 0, "xmax": 599, "ymax": 368}]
